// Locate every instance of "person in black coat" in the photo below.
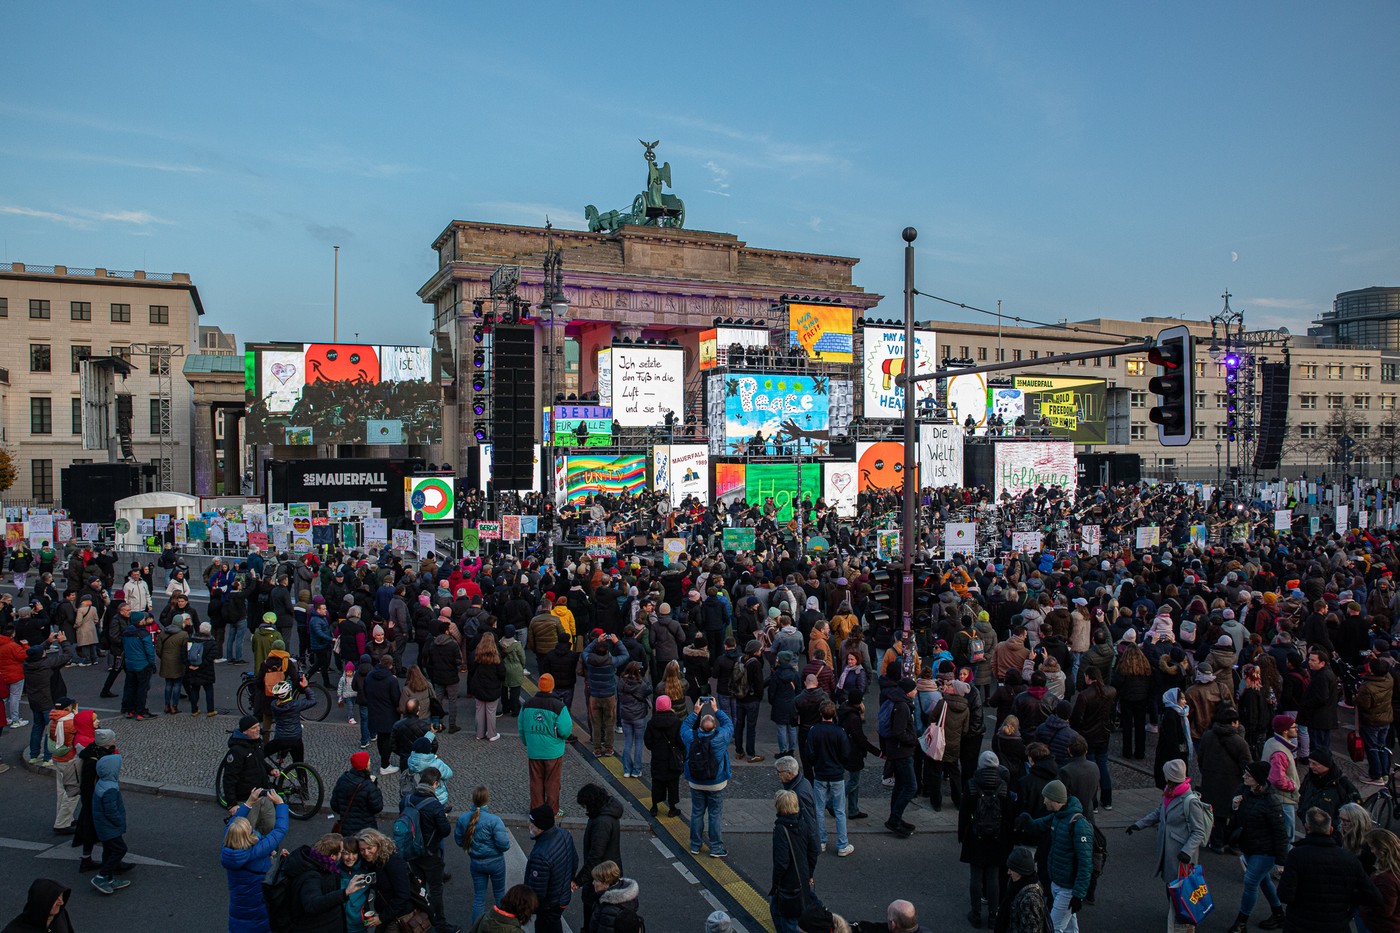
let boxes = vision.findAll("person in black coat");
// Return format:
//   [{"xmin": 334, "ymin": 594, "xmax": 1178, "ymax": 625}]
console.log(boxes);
[
  {"xmin": 329, "ymin": 752, "xmax": 384, "ymax": 838},
  {"xmin": 1155, "ymin": 688, "xmax": 1192, "ymax": 790},
  {"xmin": 1277, "ymin": 806, "xmax": 1382, "ymax": 933},
  {"xmin": 769, "ymin": 789, "xmax": 819, "ymax": 927},
  {"xmin": 285, "ymin": 835, "xmax": 369, "ymax": 933},
  {"xmin": 574, "ymin": 783, "xmax": 624, "ymax": 932},
  {"xmin": 3, "ymin": 878, "xmax": 75, "ymax": 933},
  {"xmin": 1225, "ymin": 761, "xmax": 1289, "ymax": 932},
  {"xmin": 837, "ymin": 691, "xmax": 881, "ymax": 820},
  {"xmin": 362, "ymin": 656, "xmax": 402, "ymax": 772},
  {"xmin": 643, "ymin": 696, "xmax": 685, "ymax": 817},
  {"xmin": 959, "ymin": 752, "xmax": 1013, "ymax": 928}
]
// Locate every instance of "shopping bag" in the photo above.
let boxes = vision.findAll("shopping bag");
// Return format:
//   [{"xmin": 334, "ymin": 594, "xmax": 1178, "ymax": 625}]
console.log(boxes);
[
  {"xmin": 1346, "ymin": 729, "xmax": 1366, "ymax": 763},
  {"xmin": 1168, "ymin": 861, "xmax": 1214, "ymax": 926}
]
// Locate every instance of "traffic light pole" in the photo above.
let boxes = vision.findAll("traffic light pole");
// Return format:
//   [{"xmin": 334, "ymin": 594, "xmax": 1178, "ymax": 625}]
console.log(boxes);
[
  {"xmin": 901, "ymin": 229, "xmax": 917, "ymax": 676},
  {"xmin": 907, "ymin": 339, "xmax": 1154, "ymax": 386}
]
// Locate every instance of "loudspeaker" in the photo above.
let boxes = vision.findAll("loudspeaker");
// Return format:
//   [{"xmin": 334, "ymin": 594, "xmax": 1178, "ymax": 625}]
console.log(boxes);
[
  {"xmin": 1252, "ymin": 362, "xmax": 1290, "ymax": 472},
  {"xmin": 492, "ymin": 325, "xmax": 536, "ymax": 490},
  {"xmin": 465, "ymin": 447, "xmax": 481, "ymax": 493}
]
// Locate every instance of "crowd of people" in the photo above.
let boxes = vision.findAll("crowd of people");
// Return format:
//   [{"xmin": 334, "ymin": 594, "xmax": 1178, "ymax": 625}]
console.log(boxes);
[{"xmin": 4, "ymin": 476, "xmax": 1400, "ymax": 932}]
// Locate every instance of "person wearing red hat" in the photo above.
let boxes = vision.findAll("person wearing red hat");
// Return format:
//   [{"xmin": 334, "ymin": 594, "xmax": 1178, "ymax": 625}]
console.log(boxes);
[
  {"xmin": 329, "ymin": 749, "xmax": 383, "ymax": 838},
  {"xmin": 1262, "ymin": 715, "xmax": 1300, "ymax": 845}
]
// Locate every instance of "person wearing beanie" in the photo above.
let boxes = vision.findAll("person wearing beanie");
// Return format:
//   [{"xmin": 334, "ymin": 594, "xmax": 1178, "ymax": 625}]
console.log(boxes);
[
  {"xmin": 499, "ymin": 623, "xmax": 527, "ymax": 718},
  {"xmin": 1297, "ymin": 745, "xmax": 1361, "ymax": 827},
  {"xmin": 997, "ymin": 844, "xmax": 1049, "ymax": 933},
  {"xmin": 399, "ymin": 765, "xmax": 452, "ymax": 933},
  {"xmin": 643, "ymin": 693, "xmax": 685, "ymax": 818},
  {"xmin": 1223, "ymin": 760, "xmax": 1290, "ymax": 933},
  {"xmin": 882, "ymin": 675, "xmax": 920, "ymax": 838},
  {"xmin": 407, "ymin": 733, "xmax": 455, "ymax": 808},
  {"xmin": 1261, "ymin": 715, "xmax": 1301, "ymax": 843},
  {"xmin": 1126, "ymin": 758, "xmax": 1209, "ymax": 922},
  {"xmin": 1017, "ymin": 777, "xmax": 1092, "ymax": 930},
  {"xmin": 330, "ymin": 748, "xmax": 384, "ymax": 838},
  {"xmin": 960, "ymin": 745, "xmax": 1011, "ymax": 927},
  {"xmin": 221, "ymin": 715, "xmax": 276, "ymax": 834},
  {"xmin": 519, "ymin": 672, "xmax": 573, "ymax": 817},
  {"xmin": 524, "ymin": 802, "xmax": 578, "ymax": 933},
  {"xmin": 72, "ymin": 727, "xmax": 120, "ymax": 872}
]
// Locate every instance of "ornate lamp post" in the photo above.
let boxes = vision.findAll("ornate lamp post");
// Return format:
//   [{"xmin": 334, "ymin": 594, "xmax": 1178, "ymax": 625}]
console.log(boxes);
[{"xmin": 540, "ymin": 224, "xmax": 568, "ymax": 505}]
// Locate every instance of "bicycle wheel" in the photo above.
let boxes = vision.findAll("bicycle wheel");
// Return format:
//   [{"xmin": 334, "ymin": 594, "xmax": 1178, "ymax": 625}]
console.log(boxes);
[
  {"xmin": 1366, "ymin": 791, "xmax": 1393, "ymax": 830},
  {"xmin": 301, "ymin": 684, "xmax": 332, "ymax": 722},
  {"xmin": 213, "ymin": 759, "xmax": 233, "ymax": 810},
  {"xmin": 236, "ymin": 680, "xmax": 255, "ymax": 718},
  {"xmin": 278, "ymin": 763, "xmax": 324, "ymax": 820}
]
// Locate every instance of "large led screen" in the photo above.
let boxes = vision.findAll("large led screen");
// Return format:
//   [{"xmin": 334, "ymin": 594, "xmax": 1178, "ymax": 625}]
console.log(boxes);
[
  {"xmin": 562, "ymin": 454, "xmax": 647, "ymax": 503},
  {"xmin": 245, "ymin": 343, "xmax": 439, "ymax": 446},
  {"xmin": 720, "ymin": 372, "xmax": 830, "ymax": 455},
  {"xmin": 861, "ymin": 326, "xmax": 936, "ymax": 418},
  {"xmin": 611, "ymin": 346, "xmax": 685, "ymax": 427},
  {"xmin": 788, "ymin": 303, "xmax": 853, "ymax": 363},
  {"xmin": 1014, "ymin": 376, "xmax": 1108, "ymax": 444}
]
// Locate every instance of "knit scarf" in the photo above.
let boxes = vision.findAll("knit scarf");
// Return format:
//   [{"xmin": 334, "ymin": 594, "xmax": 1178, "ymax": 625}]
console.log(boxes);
[{"xmin": 1163, "ymin": 779, "xmax": 1193, "ymax": 804}]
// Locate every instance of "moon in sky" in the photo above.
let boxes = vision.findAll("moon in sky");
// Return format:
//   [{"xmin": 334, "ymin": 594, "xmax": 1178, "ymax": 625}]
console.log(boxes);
[{"xmin": 1231, "ymin": 251, "xmax": 1238, "ymax": 262}]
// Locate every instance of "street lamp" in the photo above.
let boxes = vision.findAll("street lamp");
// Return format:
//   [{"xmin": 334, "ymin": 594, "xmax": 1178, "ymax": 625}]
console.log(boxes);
[
  {"xmin": 1215, "ymin": 442, "xmax": 1222, "ymax": 486},
  {"xmin": 541, "ymin": 224, "xmax": 569, "ymax": 505}
]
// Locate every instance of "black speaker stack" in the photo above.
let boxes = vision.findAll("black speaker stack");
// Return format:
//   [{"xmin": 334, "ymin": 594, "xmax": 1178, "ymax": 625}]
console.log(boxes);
[
  {"xmin": 1252, "ymin": 361, "xmax": 1290, "ymax": 472},
  {"xmin": 491, "ymin": 325, "xmax": 536, "ymax": 491}
]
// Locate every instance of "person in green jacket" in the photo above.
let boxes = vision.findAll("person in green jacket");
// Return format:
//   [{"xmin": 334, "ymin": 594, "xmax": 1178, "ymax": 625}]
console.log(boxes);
[
  {"xmin": 250, "ymin": 613, "xmax": 281, "ymax": 673},
  {"xmin": 499, "ymin": 626, "xmax": 527, "ymax": 717},
  {"xmin": 1017, "ymin": 779, "xmax": 1093, "ymax": 933},
  {"xmin": 519, "ymin": 674, "xmax": 574, "ymax": 817}
]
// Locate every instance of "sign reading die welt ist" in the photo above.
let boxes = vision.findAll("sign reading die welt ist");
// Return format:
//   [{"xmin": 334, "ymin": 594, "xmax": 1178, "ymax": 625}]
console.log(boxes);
[{"xmin": 612, "ymin": 346, "xmax": 684, "ymax": 427}]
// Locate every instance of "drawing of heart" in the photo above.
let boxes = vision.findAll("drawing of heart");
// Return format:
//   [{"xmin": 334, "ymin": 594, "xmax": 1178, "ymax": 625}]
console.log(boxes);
[
  {"xmin": 831, "ymin": 473, "xmax": 851, "ymax": 493},
  {"xmin": 271, "ymin": 362, "xmax": 297, "ymax": 384}
]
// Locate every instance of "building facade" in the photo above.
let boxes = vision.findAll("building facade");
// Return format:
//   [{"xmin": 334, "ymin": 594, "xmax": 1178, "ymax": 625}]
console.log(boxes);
[
  {"xmin": 0, "ymin": 261, "xmax": 204, "ymax": 501},
  {"xmin": 924, "ymin": 315, "xmax": 1400, "ymax": 482},
  {"xmin": 1312, "ymin": 286, "xmax": 1400, "ymax": 352},
  {"xmin": 418, "ymin": 221, "xmax": 882, "ymax": 469}
]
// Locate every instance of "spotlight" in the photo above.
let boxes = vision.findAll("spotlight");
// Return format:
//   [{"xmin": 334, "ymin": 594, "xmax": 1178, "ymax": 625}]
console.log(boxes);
[
  {"xmin": 1223, "ymin": 353, "xmax": 1240, "ymax": 369},
  {"xmin": 472, "ymin": 299, "xmax": 484, "ymax": 319},
  {"xmin": 472, "ymin": 330, "xmax": 483, "ymax": 344},
  {"xmin": 474, "ymin": 427, "xmax": 486, "ymax": 441},
  {"xmin": 472, "ymin": 375, "xmax": 485, "ymax": 392},
  {"xmin": 473, "ymin": 350, "xmax": 484, "ymax": 368},
  {"xmin": 472, "ymin": 400, "xmax": 486, "ymax": 416}
]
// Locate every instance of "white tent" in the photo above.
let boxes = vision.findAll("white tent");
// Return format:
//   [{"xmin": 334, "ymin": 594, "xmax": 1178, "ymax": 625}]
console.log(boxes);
[{"xmin": 114, "ymin": 492, "xmax": 201, "ymax": 549}]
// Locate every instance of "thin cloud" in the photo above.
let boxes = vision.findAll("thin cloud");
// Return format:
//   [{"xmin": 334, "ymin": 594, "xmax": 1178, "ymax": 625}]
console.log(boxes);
[
  {"xmin": 0, "ymin": 205, "xmax": 82, "ymax": 226},
  {"xmin": 305, "ymin": 222, "xmax": 354, "ymax": 245},
  {"xmin": 473, "ymin": 201, "xmax": 586, "ymax": 228},
  {"xmin": 0, "ymin": 148, "xmax": 212, "ymax": 175},
  {"xmin": 0, "ymin": 204, "xmax": 172, "ymax": 230},
  {"xmin": 1245, "ymin": 297, "xmax": 1321, "ymax": 311},
  {"xmin": 703, "ymin": 160, "xmax": 731, "ymax": 196}
]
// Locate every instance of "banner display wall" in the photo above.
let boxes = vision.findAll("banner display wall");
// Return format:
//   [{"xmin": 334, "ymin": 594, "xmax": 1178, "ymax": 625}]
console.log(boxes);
[
  {"xmin": 611, "ymin": 346, "xmax": 685, "ymax": 426},
  {"xmin": 917, "ymin": 424, "xmax": 964, "ymax": 488},
  {"xmin": 596, "ymin": 348, "xmax": 613, "ymax": 407},
  {"xmin": 788, "ymin": 303, "xmax": 853, "ymax": 363},
  {"xmin": 721, "ymin": 372, "xmax": 830, "ymax": 455},
  {"xmin": 699, "ymin": 326, "xmax": 770, "ymax": 370},
  {"xmin": 823, "ymin": 461, "xmax": 858, "ymax": 517},
  {"xmin": 562, "ymin": 454, "xmax": 647, "ymax": 503},
  {"xmin": 1013, "ymin": 376, "xmax": 1108, "ymax": 444},
  {"xmin": 668, "ymin": 444, "xmax": 710, "ymax": 506},
  {"xmin": 553, "ymin": 405, "xmax": 613, "ymax": 447},
  {"xmin": 857, "ymin": 441, "xmax": 914, "ymax": 494},
  {"xmin": 993, "ymin": 441, "xmax": 1077, "ymax": 500},
  {"xmin": 715, "ymin": 462, "xmax": 746, "ymax": 508},
  {"xmin": 861, "ymin": 327, "xmax": 936, "ymax": 418},
  {"xmin": 745, "ymin": 462, "xmax": 821, "ymax": 522}
]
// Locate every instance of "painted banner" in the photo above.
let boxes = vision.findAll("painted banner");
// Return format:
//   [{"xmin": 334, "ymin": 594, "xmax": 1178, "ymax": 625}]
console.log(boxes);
[
  {"xmin": 1011, "ymin": 531, "xmax": 1043, "ymax": 554},
  {"xmin": 1358, "ymin": 509, "xmax": 1369, "ymax": 530},
  {"xmin": 993, "ymin": 441, "xmax": 1076, "ymax": 500},
  {"xmin": 745, "ymin": 462, "xmax": 821, "ymax": 522},
  {"xmin": 502, "ymin": 515, "xmax": 521, "ymax": 542},
  {"xmin": 823, "ymin": 461, "xmax": 858, "ymax": 518},
  {"xmin": 857, "ymin": 441, "xmax": 914, "ymax": 494},
  {"xmin": 553, "ymin": 404, "xmax": 613, "ymax": 447},
  {"xmin": 1337, "ymin": 505, "xmax": 1349, "ymax": 529},
  {"xmin": 462, "ymin": 528, "xmax": 479, "ymax": 553},
  {"xmin": 584, "ymin": 535, "xmax": 617, "ymax": 557},
  {"xmin": 292, "ymin": 516, "xmax": 314, "ymax": 553},
  {"xmin": 81, "ymin": 522, "xmax": 100, "ymax": 541},
  {"xmin": 328, "ymin": 502, "xmax": 350, "ymax": 519},
  {"xmin": 363, "ymin": 517, "xmax": 388, "ymax": 545},
  {"xmin": 1081, "ymin": 524, "xmax": 1102, "ymax": 555},
  {"xmin": 477, "ymin": 521, "xmax": 501, "ymax": 540},
  {"xmin": 722, "ymin": 526, "xmax": 756, "ymax": 551},
  {"xmin": 1273, "ymin": 509, "xmax": 1292, "ymax": 533},
  {"xmin": 187, "ymin": 520, "xmax": 208, "ymax": 541},
  {"xmin": 877, "ymin": 529, "xmax": 901, "ymax": 560},
  {"xmin": 227, "ymin": 522, "xmax": 248, "ymax": 543},
  {"xmin": 945, "ymin": 522, "xmax": 977, "ymax": 558},
  {"xmin": 563, "ymin": 454, "xmax": 647, "ymax": 503},
  {"xmin": 391, "ymin": 529, "xmax": 414, "ymax": 551},
  {"xmin": 247, "ymin": 531, "xmax": 269, "ymax": 552},
  {"xmin": 663, "ymin": 537, "xmax": 687, "ymax": 565},
  {"xmin": 917, "ymin": 423, "xmax": 964, "ymax": 488},
  {"xmin": 55, "ymin": 520, "xmax": 74, "ymax": 544},
  {"xmin": 721, "ymin": 372, "xmax": 830, "ymax": 455},
  {"xmin": 1188, "ymin": 524, "xmax": 1207, "ymax": 547},
  {"xmin": 668, "ymin": 444, "xmax": 709, "ymax": 506},
  {"xmin": 652, "ymin": 446, "xmax": 671, "ymax": 497},
  {"xmin": 612, "ymin": 346, "xmax": 684, "ymax": 427},
  {"xmin": 209, "ymin": 523, "xmax": 226, "ymax": 545},
  {"xmin": 861, "ymin": 326, "xmax": 936, "ymax": 418},
  {"xmin": 947, "ymin": 371, "xmax": 989, "ymax": 431},
  {"xmin": 4, "ymin": 523, "xmax": 22, "ymax": 548},
  {"xmin": 715, "ymin": 462, "xmax": 746, "ymax": 508},
  {"xmin": 788, "ymin": 302, "xmax": 853, "ymax": 363},
  {"xmin": 1309, "ymin": 516, "xmax": 1320, "ymax": 536},
  {"xmin": 417, "ymin": 531, "xmax": 438, "ymax": 555},
  {"xmin": 596, "ymin": 348, "xmax": 612, "ymax": 407},
  {"xmin": 519, "ymin": 515, "xmax": 539, "ymax": 535},
  {"xmin": 1136, "ymin": 526, "xmax": 1160, "ymax": 549},
  {"xmin": 992, "ymin": 386, "xmax": 1025, "ymax": 423}
]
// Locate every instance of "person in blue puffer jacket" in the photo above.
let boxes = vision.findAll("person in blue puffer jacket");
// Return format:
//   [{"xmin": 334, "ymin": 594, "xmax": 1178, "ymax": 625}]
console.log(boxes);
[
  {"xmin": 220, "ymin": 788, "xmax": 290, "ymax": 933},
  {"xmin": 120, "ymin": 621, "xmax": 157, "ymax": 719},
  {"xmin": 406, "ymin": 733, "xmax": 454, "ymax": 807},
  {"xmin": 454, "ymin": 784, "xmax": 512, "ymax": 921},
  {"xmin": 91, "ymin": 754, "xmax": 131, "ymax": 895}
]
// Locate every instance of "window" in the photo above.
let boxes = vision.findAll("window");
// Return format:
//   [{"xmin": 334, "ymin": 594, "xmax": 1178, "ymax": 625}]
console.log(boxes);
[
  {"xmin": 1354, "ymin": 365, "xmax": 1372, "ymax": 381},
  {"xmin": 1383, "ymin": 424, "xmax": 1396, "ymax": 439},
  {"xmin": 71, "ymin": 398, "xmax": 82, "ymax": 435},
  {"xmin": 29, "ymin": 299, "xmax": 50, "ymax": 319},
  {"xmin": 110, "ymin": 303, "xmax": 130, "ymax": 323},
  {"xmin": 149, "ymin": 398, "xmax": 170, "ymax": 435},
  {"xmin": 1158, "ymin": 457, "xmax": 1177, "ymax": 469},
  {"xmin": 1299, "ymin": 424, "xmax": 1318, "ymax": 440},
  {"xmin": 1125, "ymin": 359, "xmax": 1146, "ymax": 376},
  {"xmin": 1356, "ymin": 424, "xmax": 1372, "ymax": 439},
  {"xmin": 70, "ymin": 301, "xmax": 91, "ymax": 321},
  {"xmin": 1093, "ymin": 357, "xmax": 1102, "ymax": 367},
  {"xmin": 941, "ymin": 344, "xmax": 951, "ymax": 360},
  {"xmin": 1327, "ymin": 393, "xmax": 1344, "ymax": 409},
  {"xmin": 996, "ymin": 348, "xmax": 1005, "ymax": 362},
  {"xmin": 30, "ymin": 343, "xmax": 51, "ymax": 372},
  {"xmin": 31, "ymin": 460, "xmax": 53, "ymax": 502},
  {"xmin": 1383, "ymin": 395, "xmax": 1397, "ymax": 411},
  {"xmin": 110, "ymin": 345, "xmax": 131, "ymax": 363},
  {"xmin": 1385, "ymin": 363, "xmax": 1400, "ymax": 382},
  {"xmin": 1192, "ymin": 423, "xmax": 1206, "ymax": 440},
  {"xmin": 148, "ymin": 304, "xmax": 169, "ymax": 325},
  {"xmin": 1030, "ymin": 350, "xmax": 1040, "ymax": 359},
  {"xmin": 1355, "ymin": 394, "xmax": 1371, "ymax": 410},
  {"xmin": 0, "ymin": 297, "xmax": 7, "ymax": 317},
  {"xmin": 1216, "ymin": 424, "xmax": 1230, "ymax": 440},
  {"xmin": 1130, "ymin": 392, "xmax": 1148, "ymax": 408},
  {"xmin": 1327, "ymin": 364, "xmax": 1344, "ymax": 380},
  {"xmin": 1130, "ymin": 424, "xmax": 1146, "ymax": 441},
  {"xmin": 1300, "ymin": 363, "xmax": 1318, "ymax": 379},
  {"xmin": 1194, "ymin": 391, "xmax": 1207, "ymax": 409},
  {"xmin": 30, "ymin": 398, "xmax": 52, "ymax": 434},
  {"xmin": 1013, "ymin": 349, "xmax": 1022, "ymax": 361},
  {"xmin": 1299, "ymin": 393, "xmax": 1318, "ymax": 409},
  {"xmin": 149, "ymin": 347, "xmax": 171, "ymax": 376},
  {"xmin": 1215, "ymin": 392, "xmax": 1228, "ymax": 408},
  {"xmin": 1326, "ymin": 422, "xmax": 1343, "ymax": 438},
  {"xmin": 958, "ymin": 346, "xmax": 969, "ymax": 359},
  {"xmin": 71, "ymin": 345, "xmax": 91, "ymax": 373},
  {"xmin": 1108, "ymin": 355, "xmax": 1116, "ymax": 368},
  {"xmin": 1078, "ymin": 356, "xmax": 1086, "ymax": 366},
  {"xmin": 1194, "ymin": 361, "xmax": 1206, "ymax": 378},
  {"xmin": 977, "ymin": 347, "xmax": 987, "ymax": 361}
]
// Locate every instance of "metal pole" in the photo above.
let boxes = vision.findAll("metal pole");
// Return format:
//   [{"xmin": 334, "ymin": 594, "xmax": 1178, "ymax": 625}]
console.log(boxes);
[
  {"xmin": 333, "ymin": 245, "xmax": 339, "ymax": 342},
  {"xmin": 901, "ymin": 227, "xmax": 917, "ymax": 674},
  {"xmin": 909, "ymin": 340, "xmax": 1152, "ymax": 384}
]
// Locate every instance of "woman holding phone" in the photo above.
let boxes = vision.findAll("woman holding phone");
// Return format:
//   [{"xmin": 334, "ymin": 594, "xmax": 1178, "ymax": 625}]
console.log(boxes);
[{"xmin": 221, "ymin": 788, "xmax": 289, "ymax": 933}]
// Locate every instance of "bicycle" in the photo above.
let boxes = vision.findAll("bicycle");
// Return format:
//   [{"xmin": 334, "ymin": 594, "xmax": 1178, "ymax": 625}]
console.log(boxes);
[
  {"xmin": 236, "ymin": 672, "xmax": 331, "ymax": 722},
  {"xmin": 214, "ymin": 749, "xmax": 325, "ymax": 821},
  {"xmin": 1365, "ymin": 759, "xmax": 1397, "ymax": 830}
]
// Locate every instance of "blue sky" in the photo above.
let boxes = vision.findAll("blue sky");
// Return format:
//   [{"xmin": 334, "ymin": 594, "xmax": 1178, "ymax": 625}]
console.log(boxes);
[{"xmin": 3, "ymin": 1, "xmax": 1397, "ymax": 346}]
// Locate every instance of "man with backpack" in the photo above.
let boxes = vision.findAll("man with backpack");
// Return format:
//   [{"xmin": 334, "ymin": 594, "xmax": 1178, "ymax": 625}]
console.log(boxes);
[
  {"xmin": 959, "ymin": 750, "xmax": 1012, "ymax": 929},
  {"xmin": 734, "ymin": 639, "xmax": 766, "ymax": 763},
  {"xmin": 880, "ymin": 677, "xmax": 920, "ymax": 839},
  {"xmin": 681, "ymin": 700, "xmax": 734, "ymax": 858},
  {"xmin": 395, "ymin": 766, "xmax": 456, "ymax": 933},
  {"xmin": 1017, "ymin": 780, "xmax": 1094, "ymax": 933}
]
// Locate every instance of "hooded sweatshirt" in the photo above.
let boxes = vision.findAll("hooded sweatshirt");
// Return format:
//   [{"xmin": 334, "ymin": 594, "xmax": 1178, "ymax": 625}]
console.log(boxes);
[
  {"xmin": 92, "ymin": 755, "xmax": 126, "ymax": 841},
  {"xmin": 5, "ymin": 878, "xmax": 73, "ymax": 933}
]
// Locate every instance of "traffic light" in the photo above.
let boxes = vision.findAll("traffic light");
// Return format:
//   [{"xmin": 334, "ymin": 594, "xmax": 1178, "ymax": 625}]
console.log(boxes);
[{"xmin": 1148, "ymin": 325, "xmax": 1194, "ymax": 446}]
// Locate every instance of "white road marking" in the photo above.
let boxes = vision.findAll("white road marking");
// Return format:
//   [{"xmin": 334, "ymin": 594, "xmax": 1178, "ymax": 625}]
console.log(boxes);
[{"xmin": 502, "ymin": 825, "xmax": 573, "ymax": 933}]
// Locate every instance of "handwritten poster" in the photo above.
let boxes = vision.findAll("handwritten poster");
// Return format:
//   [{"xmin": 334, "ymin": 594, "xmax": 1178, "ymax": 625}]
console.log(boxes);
[
  {"xmin": 1136, "ymin": 526, "xmax": 1160, "ymax": 549},
  {"xmin": 1081, "ymin": 524, "xmax": 1101, "ymax": 556},
  {"xmin": 363, "ymin": 518, "xmax": 388, "ymax": 546},
  {"xmin": 823, "ymin": 461, "xmax": 857, "ymax": 518},
  {"xmin": 417, "ymin": 532, "xmax": 437, "ymax": 556},
  {"xmin": 611, "ymin": 346, "xmax": 684, "ymax": 427},
  {"xmin": 993, "ymin": 442, "xmax": 1076, "ymax": 500},
  {"xmin": 1273, "ymin": 509, "xmax": 1292, "ymax": 533},
  {"xmin": 945, "ymin": 522, "xmax": 977, "ymax": 558},
  {"xmin": 1011, "ymin": 531, "xmax": 1043, "ymax": 554},
  {"xmin": 918, "ymin": 423, "xmax": 964, "ymax": 488},
  {"xmin": 477, "ymin": 521, "xmax": 501, "ymax": 540},
  {"xmin": 391, "ymin": 529, "xmax": 414, "ymax": 551}
]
